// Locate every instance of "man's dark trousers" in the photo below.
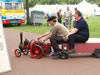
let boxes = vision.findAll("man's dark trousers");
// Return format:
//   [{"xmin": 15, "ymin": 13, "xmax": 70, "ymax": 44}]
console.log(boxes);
[
  {"xmin": 50, "ymin": 34, "xmax": 88, "ymax": 52},
  {"xmin": 50, "ymin": 34, "xmax": 64, "ymax": 52},
  {"xmin": 67, "ymin": 34, "xmax": 88, "ymax": 49},
  {"xmin": 58, "ymin": 19, "xmax": 62, "ymax": 24}
]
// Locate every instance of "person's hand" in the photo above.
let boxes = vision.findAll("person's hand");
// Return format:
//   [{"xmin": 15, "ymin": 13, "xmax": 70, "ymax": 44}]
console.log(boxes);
[
  {"xmin": 39, "ymin": 40, "xmax": 43, "ymax": 43},
  {"xmin": 39, "ymin": 40, "xmax": 45, "ymax": 43},
  {"xmin": 37, "ymin": 36, "xmax": 41, "ymax": 41},
  {"xmin": 66, "ymin": 33, "xmax": 71, "ymax": 41},
  {"xmin": 66, "ymin": 35, "xmax": 69, "ymax": 41}
]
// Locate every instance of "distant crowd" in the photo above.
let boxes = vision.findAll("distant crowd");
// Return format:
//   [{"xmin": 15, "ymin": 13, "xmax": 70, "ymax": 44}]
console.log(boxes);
[{"xmin": 46, "ymin": 6, "xmax": 84, "ymax": 30}]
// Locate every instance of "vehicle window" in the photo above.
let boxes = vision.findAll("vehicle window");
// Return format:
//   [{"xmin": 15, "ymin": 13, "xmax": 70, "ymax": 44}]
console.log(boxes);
[
  {"xmin": 15, "ymin": 3, "xmax": 22, "ymax": 10},
  {"xmin": 0, "ymin": 3, "xmax": 2, "ymax": 10},
  {"xmin": 5, "ymin": 3, "xmax": 22, "ymax": 10},
  {"xmin": 12, "ymin": 3, "xmax": 16, "ymax": 10},
  {"xmin": 5, "ymin": 3, "xmax": 12, "ymax": 10}
]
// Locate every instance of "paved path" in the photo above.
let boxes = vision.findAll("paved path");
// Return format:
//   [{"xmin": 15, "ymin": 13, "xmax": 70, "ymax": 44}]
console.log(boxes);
[{"xmin": 1, "ymin": 29, "xmax": 100, "ymax": 75}]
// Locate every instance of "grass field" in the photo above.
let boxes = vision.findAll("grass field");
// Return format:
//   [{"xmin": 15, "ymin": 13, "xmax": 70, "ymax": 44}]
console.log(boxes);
[
  {"xmin": 86, "ymin": 17, "xmax": 100, "ymax": 38},
  {"xmin": 5, "ymin": 16, "xmax": 100, "ymax": 38}
]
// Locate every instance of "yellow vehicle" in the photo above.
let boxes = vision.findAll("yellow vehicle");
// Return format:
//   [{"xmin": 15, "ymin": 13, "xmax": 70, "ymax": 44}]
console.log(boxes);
[{"xmin": 0, "ymin": 0, "xmax": 25, "ymax": 25}]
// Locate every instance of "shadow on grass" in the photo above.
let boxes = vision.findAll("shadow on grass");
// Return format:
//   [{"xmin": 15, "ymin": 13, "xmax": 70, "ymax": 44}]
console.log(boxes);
[
  {"xmin": 3, "ymin": 24, "xmax": 17, "ymax": 27},
  {"xmin": 3, "ymin": 23, "xmax": 49, "ymax": 28},
  {"xmin": 3, "ymin": 24, "xmax": 32, "ymax": 28}
]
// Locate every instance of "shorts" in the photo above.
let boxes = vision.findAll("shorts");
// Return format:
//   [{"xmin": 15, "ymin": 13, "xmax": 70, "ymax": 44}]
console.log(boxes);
[{"xmin": 65, "ymin": 18, "xmax": 72, "ymax": 26}]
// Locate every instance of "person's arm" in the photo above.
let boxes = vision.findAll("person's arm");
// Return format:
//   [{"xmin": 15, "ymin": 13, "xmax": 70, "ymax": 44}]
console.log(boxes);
[
  {"xmin": 43, "ymin": 32, "xmax": 53, "ymax": 41},
  {"xmin": 61, "ymin": 14, "xmax": 62, "ymax": 18},
  {"xmin": 66, "ymin": 17, "xmax": 83, "ymax": 39},
  {"xmin": 37, "ymin": 31, "xmax": 50, "ymax": 40},
  {"xmin": 38, "ymin": 32, "xmax": 53, "ymax": 43},
  {"xmin": 70, "ymin": 11, "xmax": 72, "ymax": 19},
  {"xmin": 57, "ymin": 12, "xmax": 59, "ymax": 18},
  {"xmin": 64, "ymin": 13, "xmax": 66, "ymax": 20},
  {"xmin": 66, "ymin": 28, "xmax": 78, "ymax": 38}
]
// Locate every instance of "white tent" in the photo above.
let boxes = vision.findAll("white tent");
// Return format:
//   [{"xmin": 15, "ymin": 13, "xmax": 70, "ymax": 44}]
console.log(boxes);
[
  {"xmin": 29, "ymin": 0, "xmax": 100, "ymax": 17},
  {"xmin": 29, "ymin": 4, "xmax": 76, "ymax": 16},
  {"xmin": 77, "ymin": 0, "xmax": 97, "ymax": 17}
]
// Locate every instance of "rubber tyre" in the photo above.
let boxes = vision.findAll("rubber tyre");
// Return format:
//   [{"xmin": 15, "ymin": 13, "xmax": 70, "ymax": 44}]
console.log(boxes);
[
  {"xmin": 30, "ymin": 45, "xmax": 44, "ymax": 59},
  {"xmin": 15, "ymin": 49, "xmax": 21, "ymax": 57},
  {"xmin": 95, "ymin": 49, "xmax": 100, "ymax": 58},
  {"xmin": 59, "ymin": 52, "xmax": 69, "ymax": 59}
]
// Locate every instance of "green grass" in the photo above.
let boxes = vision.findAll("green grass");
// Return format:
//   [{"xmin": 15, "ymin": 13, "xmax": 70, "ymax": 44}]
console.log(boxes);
[
  {"xmin": 5, "ymin": 17, "xmax": 100, "ymax": 38},
  {"xmin": 86, "ymin": 17, "xmax": 100, "ymax": 38},
  {"xmin": 7, "ymin": 25, "xmax": 51, "ymax": 34},
  {"xmin": 5, "ymin": 19, "xmax": 52, "ymax": 34}
]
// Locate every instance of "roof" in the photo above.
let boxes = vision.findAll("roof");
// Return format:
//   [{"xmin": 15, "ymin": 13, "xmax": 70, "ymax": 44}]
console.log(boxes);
[
  {"xmin": 77, "ymin": 0, "xmax": 95, "ymax": 11},
  {"xmin": 78, "ymin": 0, "xmax": 92, "ymax": 6}
]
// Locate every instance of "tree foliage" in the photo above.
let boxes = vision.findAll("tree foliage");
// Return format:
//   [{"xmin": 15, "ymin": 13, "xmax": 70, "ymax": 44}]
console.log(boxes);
[
  {"xmin": 23, "ymin": 0, "xmax": 100, "ymax": 8},
  {"xmin": 24, "ymin": 0, "xmax": 100, "ymax": 24}
]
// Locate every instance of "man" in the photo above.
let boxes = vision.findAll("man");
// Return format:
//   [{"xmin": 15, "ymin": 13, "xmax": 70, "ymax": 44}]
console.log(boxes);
[
  {"xmin": 37, "ymin": 16, "xmax": 69, "ymax": 56},
  {"xmin": 73, "ymin": 7, "xmax": 78, "ymax": 26},
  {"xmin": 57, "ymin": 9, "xmax": 62, "ymax": 24},
  {"xmin": 66, "ymin": 11, "xmax": 89, "ymax": 53},
  {"xmin": 64, "ymin": 6, "xmax": 72, "ymax": 29}
]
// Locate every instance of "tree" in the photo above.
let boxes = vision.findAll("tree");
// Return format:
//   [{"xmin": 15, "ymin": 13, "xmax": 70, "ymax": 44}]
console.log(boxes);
[
  {"xmin": 23, "ymin": 0, "xmax": 100, "ymax": 7},
  {"xmin": 26, "ymin": 0, "xmax": 30, "ymax": 24}
]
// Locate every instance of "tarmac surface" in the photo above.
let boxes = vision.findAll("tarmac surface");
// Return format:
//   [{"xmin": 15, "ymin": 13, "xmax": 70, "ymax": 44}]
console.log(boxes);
[{"xmin": 1, "ymin": 28, "xmax": 100, "ymax": 75}]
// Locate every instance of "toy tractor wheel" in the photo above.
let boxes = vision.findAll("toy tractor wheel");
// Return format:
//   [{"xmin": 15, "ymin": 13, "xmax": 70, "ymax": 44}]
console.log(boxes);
[
  {"xmin": 59, "ymin": 52, "xmax": 69, "ymax": 59},
  {"xmin": 30, "ymin": 45, "xmax": 44, "ymax": 59},
  {"xmin": 94, "ymin": 49, "xmax": 100, "ymax": 58},
  {"xmin": 14, "ymin": 49, "xmax": 21, "ymax": 57},
  {"xmin": 23, "ymin": 49, "xmax": 29, "ymax": 55},
  {"xmin": 44, "ymin": 48, "xmax": 52, "ymax": 56}
]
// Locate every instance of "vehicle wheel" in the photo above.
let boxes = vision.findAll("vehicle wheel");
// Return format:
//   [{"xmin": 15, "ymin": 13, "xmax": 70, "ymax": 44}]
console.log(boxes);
[
  {"xmin": 91, "ymin": 53, "xmax": 95, "ymax": 57},
  {"xmin": 23, "ymin": 49, "xmax": 29, "ymax": 55},
  {"xmin": 30, "ymin": 45, "xmax": 44, "ymax": 59},
  {"xmin": 14, "ymin": 49, "xmax": 21, "ymax": 57},
  {"xmin": 94, "ymin": 49, "xmax": 100, "ymax": 58},
  {"xmin": 59, "ymin": 52, "xmax": 69, "ymax": 59}
]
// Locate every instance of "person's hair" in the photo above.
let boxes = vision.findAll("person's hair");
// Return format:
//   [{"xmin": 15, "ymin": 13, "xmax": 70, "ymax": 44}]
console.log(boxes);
[
  {"xmin": 74, "ymin": 7, "xmax": 77, "ymax": 11},
  {"xmin": 59, "ymin": 9, "xmax": 61, "ymax": 11},
  {"xmin": 53, "ymin": 19, "xmax": 56, "ymax": 22},
  {"xmin": 76, "ymin": 11, "xmax": 82, "ymax": 17}
]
